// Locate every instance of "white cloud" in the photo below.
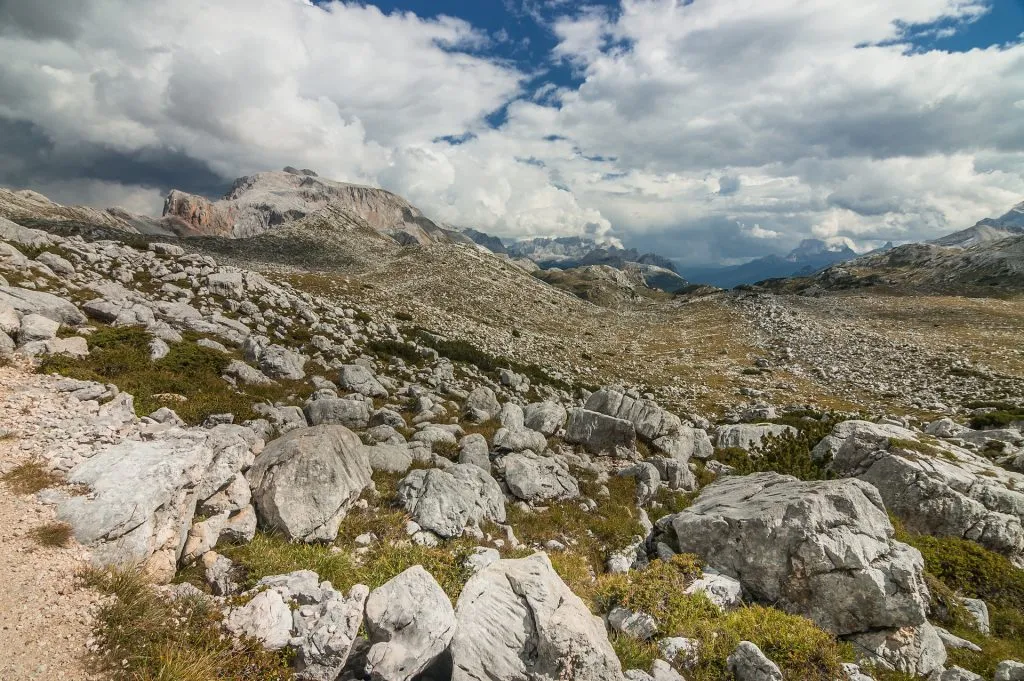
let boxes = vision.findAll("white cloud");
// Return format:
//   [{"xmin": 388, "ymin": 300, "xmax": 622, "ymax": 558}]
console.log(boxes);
[{"xmin": 0, "ymin": 0, "xmax": 1022, "ymax": 262}]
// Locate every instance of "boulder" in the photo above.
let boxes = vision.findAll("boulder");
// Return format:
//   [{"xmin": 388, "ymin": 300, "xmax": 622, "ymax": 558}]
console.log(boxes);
[
  {"xmin": 339, "ymin": 364, "xmax": 388, "ymax": 398},
  {"xmin": 939, "ymin": 667, "xmax": 984, "ymax": 681},
  {"xmin": 225, "ymin": 589, "xmax": 293, "ymax": 650},
  {"xmin": 364, "ymin": 566, "xmax": 456, "ymax": 681},
  {"xmin": 206, "ymin": 271, "xmax": 245, "ymax": 299},
  {"xmin": 996, "ymin": 660, "xmax": 1024, "ymax": 681},
  {"xmin": 17, "ymin": 313, "xmax": 59, "ymax": 344},
  {"xmin": 397, "ymin": 464, "xmax": 505, "ymax": 538},
  {"xmin": 585, "ymin": 388, "xmax": 681, "ymax": 442},
  {"xmin": 653, "ymin": 427, "xmax": 714, "ymax": 461},
  {"xmin": 499, "ymin": 402, "xmax": 526, "ymax": 429},
  {"xmin": 259, "ymin": 344, "xmax": 306, "ymax": 380},
  {"xmin": 0, "ymin": 286, "xmax": 86, "ymax": 325},
  {"xmin": 365, "ymin": 444, "xmax": 413, "ymax": 474},
  {"xmin": 493, "ymin": 426, "xmax": 548, "ymax": 453},
  {"xmin": 524, "ymin": 401, "xmax": 567, "ymax": 436},
  {"xmin": 727, "ymin": 641, "xmax": 783, "ymax": 681},
  {"xmin": 449, "ymin": 553, "xmax": 624, "ymax": 681},
  {"xmin": 463, "ymin": 387, "xmax": 500, "ymax": 421},
  {"xmin": 246, "ymin": 425, "xmax": 372, "ymax": 542},
  {"xmin": 224, "ymin": 359, "xmax": 276, "ymax": 386},
  {"xmin": 0, "ymin": 302, "xmax": 19, "ymax": 336},
  {"xmin": 565, "ymin": 408, "xmax": 636, "ymax": 455},
  {"xmin": 458, "ymin": 433, "xmax": 490, "ymax": 471},
  {"xmin": 665, "ymin": 472, "xmax": 929, "ymax": 636},
  {"xmin": 502, "ymin": 451, "xmax": 580, "ymax": 503},
  {"xmin": 305, "ymin": 398, "xmax": 370, "ymax": 430},
  {"xmin": 846, "ymin": 622, "xmax": 946, "ymax": 677},
  {"xmin": 715, "ymin": 423, "xmax": 797, "ymax": 451},
  {"xmin": 829, "ymin": 421, "xmax": 1024, "ymax": 561},
  {"xmin": 57, "ymin": 434, "xmax": 218, "ymax": 582}
]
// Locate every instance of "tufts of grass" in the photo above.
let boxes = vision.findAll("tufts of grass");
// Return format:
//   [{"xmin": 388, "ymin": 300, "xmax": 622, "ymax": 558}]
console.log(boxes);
[
  {"xmin": 591, "ymin": 557, "xmax": 847, "ymax": 681},
  {"xmin": 38, "ymin": 325, "xmax": 313, "ymax": 425},
  {"xmin": 431, "ymin": 439, "xmax": 459, "ymax": 460},
  {"xmin": 82, "ymin": 566, "xmax": 293, "ymax": 681},
  {"xmin": 506, "ymin": 474, "xmax": 643, "ymax": 579},
  {"xmin": 222, "ymin": 531, "xmax": 476, "ymax": 602},
  {"xmin": 31, "ymin": 521, "xmax": 74, "ymax": 548},
  {"xmin": 887, "ymin": 437, "xmax": 942, "ymax": 457},
  {"xmin": 1, "ymin": 459, "xmax": 63, "ymax": 494},
  {"xmin": 366, "ymin": 338, "xmax": 422, "ymax": 364}
]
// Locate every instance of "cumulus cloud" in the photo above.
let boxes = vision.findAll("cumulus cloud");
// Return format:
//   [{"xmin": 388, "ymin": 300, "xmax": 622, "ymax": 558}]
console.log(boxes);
[{"xmin": 0, "ymin": 0, "xmax": 1022, "ymax": 261}]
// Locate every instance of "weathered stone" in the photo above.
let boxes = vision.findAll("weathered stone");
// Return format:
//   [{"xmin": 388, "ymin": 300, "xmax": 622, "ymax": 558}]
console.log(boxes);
[
  {"xmin": 523, "ymin": 401, "xmax": 567, "ymax": 436},
  {"xmin": 246, "ymin": 425, "xmax": 372, "ymax": 542},
  {"xmin": 364, "ymin": 566, "xmax": 456, "ymax": 681},
  {"xmin": 846, "ymin": 622, "xmax": 946, "ymax": 677},
  {"xmin": 339, "ymin": 364, "xmax": 388, "ymax": 398},
  {"xmin": 566, "ymin": 408, "xmax": 636, "ymax": 455},
  {"xmin": 397, "ymin": 464, "xmax": 505, "ymax": 539},
  {"xmin": 666, "ymin": 472, "xmax": 929, "ymax": 636},
  {"xmin": 450, "ymin": 553, "xmax": 624, "ymax": 681},
  {"xmin": 716, "ymin": 423, "xmax": 797, "ymax": 451},
  {"xmin": 727, "ymin": 641, "xmax": 783, "ymax": 681},
  {"xmin": 304, "ymin": 397, "xmax": 370, "ymax": 430},
  {"xmin": 585, "ymin": 388, "xmax": 681, "ymax": 442},
  {"xmin": 502, "ymin": 451, "xmax": 580, "ymax": 502}
]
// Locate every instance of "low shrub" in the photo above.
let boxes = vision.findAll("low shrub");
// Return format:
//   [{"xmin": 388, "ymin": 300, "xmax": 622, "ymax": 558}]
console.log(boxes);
[
  {"xmin": 970, "ymin": 409, "xmax": 1024, "ymax": 430},
  {"xmin": 1, "ymin": 459, "xmax": 63, "ymax": 494},
  {"xmin": 592, "ymin": 557, "xmax": 847, "ymax": 681},
  {"xmin": 713, "ymin": 432, "xmax": 833, "ymax": 481},
  {"xmin": 31, "ymin": 521, "xmax": 74, "ymax": 548},
  {"xmin": 38, "ymin": 325, "xmax": 312, "ymax": 425}
]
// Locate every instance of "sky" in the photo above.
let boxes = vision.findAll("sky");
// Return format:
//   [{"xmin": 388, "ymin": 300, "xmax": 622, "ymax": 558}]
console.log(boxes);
[{"xmin": 0, "ymin": 0, "xmax": 1022, "ymax": 264}]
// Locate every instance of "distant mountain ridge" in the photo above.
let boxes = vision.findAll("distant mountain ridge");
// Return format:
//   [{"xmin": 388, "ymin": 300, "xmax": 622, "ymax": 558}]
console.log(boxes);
[{"xmin": 679, "ymin": 238, "xmax": 867, "ymax": 289}]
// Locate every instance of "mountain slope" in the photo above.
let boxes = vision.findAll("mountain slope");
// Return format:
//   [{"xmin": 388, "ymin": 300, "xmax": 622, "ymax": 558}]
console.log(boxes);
[
  {"xmin": 163, "ymin": 167, "xmax": 448, "ymax": 245},
  {"xmin": 930, "ymin": 201, "xmax": 1024, "ymax": 248}
]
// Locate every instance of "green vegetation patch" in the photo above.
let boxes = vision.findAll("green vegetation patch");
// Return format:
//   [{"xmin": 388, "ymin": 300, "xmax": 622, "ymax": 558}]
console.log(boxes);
[
  {"xmin": 713, "ymin": 432, "xmax": 834, "ymax": 481},
  {"xmin": 895, "ymin": 522, "xmax": 1024, "ymax": 678},
  {"xmin": 83, "ymin": 566, "xmax": 294, "ymax": 681},
  {"xmin": 38, "ymin": 325, "xmax": 312, "ymax": 425},
  {"xmin": 591, "ymin": 557, "xmax": 848, "ymax": 681},
  {"xmin": 970, "ymin": 409, "xmax": 1024, "ymax": 430}
]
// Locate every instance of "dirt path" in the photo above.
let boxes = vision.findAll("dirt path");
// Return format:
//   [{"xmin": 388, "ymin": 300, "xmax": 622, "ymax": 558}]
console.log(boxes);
[{"xmin": 0, "ymin": 362, "xmax": 101, "ymax": 681}]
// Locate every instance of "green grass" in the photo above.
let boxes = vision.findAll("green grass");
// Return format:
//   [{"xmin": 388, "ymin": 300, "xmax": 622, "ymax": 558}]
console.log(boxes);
[
  {"xmin": 887, "ymin": 437, "xmax": 943, "ymax": 457},
  {"xmin": 1, "ymin": 459, "xmax": 63, "ymax": 494},
  {"xmin": 37, "ymin": 326, "xmax": 312, "ymax": 425},
  {"xmin": 894, "ymin": 521, "xmax": 1024, "ymax": 678},
  {"xmin": 83, "ymin": 566, "xmax": 294, "ymax": 681},
  {"xmin": 591, "ymin": 557, "xmax": 849, "ymax": 681},
  {"xmin": 506, "ymin": 474, "xmax": 643, "ymax": 578},
  {"xmin": 970, "ymin": 409, "xmax": 1024, "ymax": 430}
]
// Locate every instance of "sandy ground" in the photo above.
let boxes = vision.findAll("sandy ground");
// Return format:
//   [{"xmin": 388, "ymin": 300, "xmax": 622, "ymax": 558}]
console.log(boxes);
[{"xmin": 0, "ymin": 363, "xmax": 100, "ymax": 681}]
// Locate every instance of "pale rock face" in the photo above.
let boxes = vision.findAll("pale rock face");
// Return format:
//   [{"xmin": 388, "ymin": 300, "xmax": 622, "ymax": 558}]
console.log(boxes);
[
  {"xmin": 584, "ymin": 387, "xmax": 682, "ymax": 442},
  {"xmin": 492, "ymin": 425, "xmax": 547, "ymax": 453},
  {"xmin": 715, "ymin": 423, "xmax": 798, "ymax": 451},
  {"xmin": 225, "ymin": 589, "xmax": 293, "ymax": 650},
  {"xmin": 727, "ymin": 641, "xmax": 783, "ymax": 681},
  {"xmin": 501, "ymin": 451, "xmax": 580, "ymax": 503},
  {"xmin": 463, "ymin": 386, "xmax": 501, "ymax": 422},
  {"xmin": 828, "ymin": 420, "xmax": 1024, "ymax": 562},
  {"xmin": 565, "ymin": 408, "xmax": 637, "ymax": 455},
  {"xmin": 339, "ymin": 364, "xmax": 389, "ymax": 398},
  {"xmin": 666, "ymin": 472, "xmax": 930, "ymax": 636},
  {"xmin": 304, "ymin": 397, "xmax": 370, "ymax": 430},
  {"xmin": 457, "ymin": 433, "xmax": 490, "ymax": 471},
  {"xmin": 499, "ymin": 402, "xmax": 526, "ymax": 429},
  {"xmin": 57, "ymin": 434, "xmax": 219, "ymax": 582},
  {"xmin": 397, "ymin": 464, "xmax": 506, "ymax": 538},
  {"xmin": 846, "ymin": 622, "xmax": 946, "ymax": 677},
  {"xmin": 0, "ymin": 286, "xmax": 86, "ymax": 325},
  {"xmin": 684, "ymin": 570, "xmax": 743, "ymax": 610},
  {"xmin": 206, "ymin": 271, "xmax": 245, "ymax": 299},
  {"xmin": 364, "ymin": 443, "xmax": 413, "ymax": 474},
  {"xmin": 246, "ymin": 425, "xmax": 372, "ymax": 542},
  {"xmin": 653, "ymin": 427, "xmax": 714, "ymax": 461},
  {"xmin": 449, "ymin": 553, "xmax": 624, "ymax": 681},
  {"xmin": 17, "ymin": 312, "xmax": 60, "ymax": 344},
  {"xmin": 996, "ymin": 660, "xmax": 1024, "ymax": 681},
  {"xmin": 364, "ymin": 566, "xmax": 456, "ymax": 681},
  {"xmin": 258, "ymin": 343, "xmax": 306, "ymax": 380},
  {"xmin": 523, "ymin": 401, "xmax": 567, "ymax": 436}
]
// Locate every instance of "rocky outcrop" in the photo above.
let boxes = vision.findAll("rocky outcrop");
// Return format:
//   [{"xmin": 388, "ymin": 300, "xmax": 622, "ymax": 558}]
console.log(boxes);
[
  {"xmin": 662, "ymin": 472, "xmax": 930, "ymax": 637},
  {"xmin": 565, "ymin": 408, "xmax": 636, "ymax": 455},
  {"xmin": 364, "ymin": 566, "xmax": 456, "ymax": 681},
  {"xmin": 339, "ymin": 364, "xmax": 388, "ymax": 398},
  {"xmin": 523, "ymin": 401, "xmax": 568, "ymax": 436},
  {"xmin": 716, "ymin": 423, "xmax": 797, "ymax": 451},
  {"xmin": 828, "ymin": 421, "xmax": 1024, "ymax": 562},
  {"xmin": 57, "ymin": 431, "xmax": 249, "ymax": 582},
  {"xmin": 449, "ymin": 553, "xmax": 624, "ymax": 681},
  {"xmin": 246, "ymin": 425, "xmax": 372, "ymax": 542},
  {"xmin": 501, "ymin": 451, "xmax": 580, "ymax": 503},
  {"xmin": 584, "ymin": 387, "xmax": 681, "ymax": 442},
  {"xmin": 397, "ymin": 464, "xmax": 506, "ymax": 539},
  {"xmin": 727, "ymin": 641, "xmax": 783, "ymax": 681}
]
